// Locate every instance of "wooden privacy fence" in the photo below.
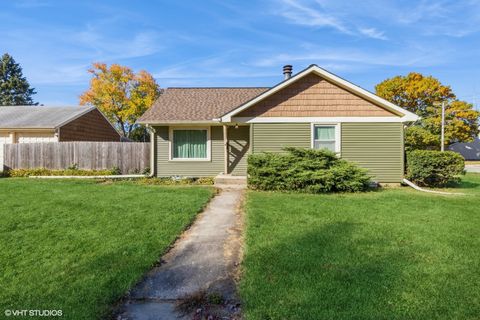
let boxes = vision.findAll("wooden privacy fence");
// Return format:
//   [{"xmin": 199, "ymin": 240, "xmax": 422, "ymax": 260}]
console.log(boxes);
[{"xmin": 3, "ymin": 142, "xmax": 150, "ymax": 174}]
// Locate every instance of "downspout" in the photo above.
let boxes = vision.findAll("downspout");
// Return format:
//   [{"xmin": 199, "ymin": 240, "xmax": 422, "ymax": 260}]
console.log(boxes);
[
  {"xmin": 402, "ymin": 179, "xmax": 464, "ymax": 195},
  {"xmin": 146, "ymin": 125, "xmax": 156, "ymax": 177},
  {"xmin": 403, "ymin": 124, "xmax": 407, "ymax": 177}
]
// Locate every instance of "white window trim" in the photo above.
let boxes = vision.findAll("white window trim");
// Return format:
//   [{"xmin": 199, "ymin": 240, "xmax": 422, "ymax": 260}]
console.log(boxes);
[
  {"xmin": 311, "ymin": 123, "xmax": 341, "ymax": 154},
  {"xmin": 169, "ymin": 126, "xmax": 211, "ymax": 161}
]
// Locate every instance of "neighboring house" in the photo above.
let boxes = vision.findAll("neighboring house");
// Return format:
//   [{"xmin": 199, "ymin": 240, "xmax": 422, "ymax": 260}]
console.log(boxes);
[
  {"xmin": 448, "ymin": 137, "xmax": 480, "ymax": 160},
  {"xmin": 0, "ymin": 106, "xmax": 120, "ymax": 169},
  {"xmin": 0, "ymin": 106, "xmax": 120, "ymax": 143},
  {"xmin": 138, "ymin": 64, "xmax": 419, "ymax": 183}
]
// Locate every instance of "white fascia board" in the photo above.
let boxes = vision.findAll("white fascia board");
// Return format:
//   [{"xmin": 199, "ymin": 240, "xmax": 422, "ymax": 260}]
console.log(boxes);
[
  {"xmin": 232, "ymin": 116, "xmax": 415, "ymax": 123},
  {"xmin": 221, "ymin": 65, "xmax": 419, "ymax": 122}
]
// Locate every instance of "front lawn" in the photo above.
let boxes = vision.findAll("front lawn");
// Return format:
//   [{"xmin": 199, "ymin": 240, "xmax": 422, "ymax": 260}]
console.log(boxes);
[
  {"xmin": 0, "ymin": 179, "xmax": 214, "ymax": 319},
  {"xmin": 241, "ymin": 174, "xmax": 480, "ymax": 320}
]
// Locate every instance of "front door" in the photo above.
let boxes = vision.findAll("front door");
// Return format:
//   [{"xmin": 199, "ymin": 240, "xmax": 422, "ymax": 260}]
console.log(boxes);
[{"xmin": 227, "ymin": 126, "xmax": 250, "ymax": 176}]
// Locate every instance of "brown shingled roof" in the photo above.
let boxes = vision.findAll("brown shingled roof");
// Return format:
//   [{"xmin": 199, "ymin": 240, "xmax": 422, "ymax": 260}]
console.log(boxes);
[{"xmin": 138, "ymin": 87, "xmax": 268, "ymax": 123}]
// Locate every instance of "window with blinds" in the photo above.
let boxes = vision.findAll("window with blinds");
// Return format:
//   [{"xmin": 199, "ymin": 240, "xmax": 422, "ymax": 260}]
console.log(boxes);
[{"xmin": 313, "ymin": 125, "xmax": 336, "ymax": 152}]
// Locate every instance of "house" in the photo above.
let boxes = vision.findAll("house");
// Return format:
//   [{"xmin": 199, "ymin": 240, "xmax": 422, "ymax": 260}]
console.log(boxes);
[
  {"xmin": 0, "ymin": 106, "xmax": 120, "ymax": 143},
  {"xmin": 448, "ymin": 137, "xmax": 480, "ymax": 160},
  {"xmin": 138, "ymin": 65, "xmax": 419, "ymax": 183},
  {"xmin": 0, "ymin": 106, "xmax": 120, "ymax": 169}
]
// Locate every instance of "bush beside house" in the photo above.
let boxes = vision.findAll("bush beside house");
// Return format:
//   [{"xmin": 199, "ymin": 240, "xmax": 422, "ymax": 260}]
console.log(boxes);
[
  {"xmin": 248, "ymin": 147, "xmax": 371, "ymax": 193},
  {"xmin": 406, "ymin": 150, "xmax": 465, "ymax": 187}
]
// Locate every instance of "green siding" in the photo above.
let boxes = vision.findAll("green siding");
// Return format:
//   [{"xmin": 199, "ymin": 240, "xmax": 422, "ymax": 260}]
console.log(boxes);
[
  {"xmin": 341, "ymin": 123, "xmax": 404, "ymax": 183},
  {"xmin": 251, "ymin": 123, "xmax": 311, "ymax": 153},
  {"xmin": 251, "ymin": 122, "xmax": 404, "ymax": 183},
  {"xmin": 228, "ymin": 126, "xmax": 250, "ymax": 176},
  {"xmin": 153, "ymin": 122, "xmax": 404, "ymax": 182},
  {"xmin": 154, "ymin": 126, "xmax": 224, "ymax": 177}
]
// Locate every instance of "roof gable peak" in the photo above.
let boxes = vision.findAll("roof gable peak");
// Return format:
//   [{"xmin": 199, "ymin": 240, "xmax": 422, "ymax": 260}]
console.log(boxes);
[{"xmin": 221, "ymin": 65, "xmax": 419, "ymax": 122}]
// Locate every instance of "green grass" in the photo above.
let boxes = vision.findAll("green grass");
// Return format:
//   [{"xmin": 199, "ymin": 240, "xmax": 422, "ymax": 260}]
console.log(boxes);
[
  {"xmin": 240, "ymin": 174, "xmax": 480, "ymax": 320},
  {"xmin": 0, "ymin": 179, "xmax": 214, "ymax": 319}
]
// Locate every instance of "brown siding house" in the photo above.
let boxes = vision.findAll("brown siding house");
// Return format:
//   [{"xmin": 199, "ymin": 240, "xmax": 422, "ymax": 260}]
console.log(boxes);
[
  {"xmin": 0, "ymin": 106, "xmax": 121, "ymax": 144},
  {"xmin": 59, "ymin": 108, "xmax": 120, "ymax": 141}
]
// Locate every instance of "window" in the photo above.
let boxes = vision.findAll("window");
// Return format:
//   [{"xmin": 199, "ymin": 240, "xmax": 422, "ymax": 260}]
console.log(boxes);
[
  {"xmin": 171, "ymin": 128, "xmax": 210, "ymax": 160},
  {"xmin": 312, "ymin": 124, "xmax": 340, "ymax": 153}
]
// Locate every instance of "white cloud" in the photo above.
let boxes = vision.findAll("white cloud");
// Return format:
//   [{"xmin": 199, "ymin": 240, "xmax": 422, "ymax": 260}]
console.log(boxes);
[
  {"xmin": 273, "ymin": 0, "xmax": 480, "ymax": 40},
  {"xmin": 395, "ymin": 0, "xmax": 452, "ymax": 25},
  {"xmin": 1, "ymin": 17, "xmax": 165, "ymax": 86},
  {"xmin": 71, "ymin": 19, "xmax": 163, "ymax": 61},
  {"xmin": 394, "ymin": 0, "xmax": 480, "ymax": 37},
  {"xmin": 358, "ymin": 27, "xmax": 388, "ymax": 40},
  {"xmin": 277, "ymin": 0, "xmax": 351, "ymax": 34},
  {"xmin": 273, "ymin": 0, "xmax": 392, "ymax": 40},
  {"xmin": 151, "ymin": 39, "xmax": 451, "ymax": 88},
  {"xmin": 249, "ymin": 44, "xmax": 446, "ymax": 69},
  {"xmin": 153, "ymin": 54, "xmax": 278, "ymax": 81}
]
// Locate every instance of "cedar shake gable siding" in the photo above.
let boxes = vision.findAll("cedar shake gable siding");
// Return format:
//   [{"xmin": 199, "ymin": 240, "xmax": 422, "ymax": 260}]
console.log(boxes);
[
  {"xmin": 59, "ymin": 109, "xmax": 120, "ymax": 142},
  {"xmin": 138, "ymin": 87, "xmax": 268, "ymax": 123},
  {"xmin": 237, "ymin": 73, "xmax": 397, "ymax": 118}
]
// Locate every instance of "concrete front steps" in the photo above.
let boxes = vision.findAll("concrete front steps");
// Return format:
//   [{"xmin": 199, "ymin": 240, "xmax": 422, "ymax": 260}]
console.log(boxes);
[{"xmin": 214, "ymin": 174, "xmax": 247, "ymax": 189}]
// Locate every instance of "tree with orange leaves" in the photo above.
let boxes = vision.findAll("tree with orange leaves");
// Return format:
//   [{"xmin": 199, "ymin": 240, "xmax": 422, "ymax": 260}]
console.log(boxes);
[
  {"xmin": 80, "ymin": 63, "xmax": 161, "ymax": 140},
  {"xmin": 376, "ymin": 72, "xmax": 479, "ymax": 150}
]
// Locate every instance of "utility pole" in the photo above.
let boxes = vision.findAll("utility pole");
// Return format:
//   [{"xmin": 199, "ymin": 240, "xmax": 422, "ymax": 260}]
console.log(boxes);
[{"xmin": 441, "ymin": 101, "xmax": 445, "ymax": 152}]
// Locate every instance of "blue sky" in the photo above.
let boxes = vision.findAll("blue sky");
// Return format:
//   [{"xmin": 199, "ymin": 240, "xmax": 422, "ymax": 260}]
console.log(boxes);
[{"xmin": 2, "ymin": 0, "xmax": 480, "ymax": 108}]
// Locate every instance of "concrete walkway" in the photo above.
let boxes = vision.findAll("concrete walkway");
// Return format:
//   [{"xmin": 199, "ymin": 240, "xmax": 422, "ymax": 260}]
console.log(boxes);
[{"xmin": 115, "ymin": 186, "xmax": 245, "ymax": 320}]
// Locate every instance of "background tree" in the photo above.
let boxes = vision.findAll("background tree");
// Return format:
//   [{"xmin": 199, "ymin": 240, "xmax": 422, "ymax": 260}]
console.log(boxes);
[
  {"xmin": 423, "ymin": 100, "xmax": 479, "ymax": 144},
  {"xmin": 376, "ymin": 72, "xmax": 479, "ymax": 150},
  {"xmin": 375, "ymin": 72, "xmax": 455, "ymax": 118},
  {"xmin": 0, "ymin": 53, "xmax": 37, "ymax": 106},
  {"xmin": 80, "ymin": 63, "xmax": 161, "ymax": 140},
  {"xmin": 404, "ymin": 126, "xmax": 439, "ymax": 151}
]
